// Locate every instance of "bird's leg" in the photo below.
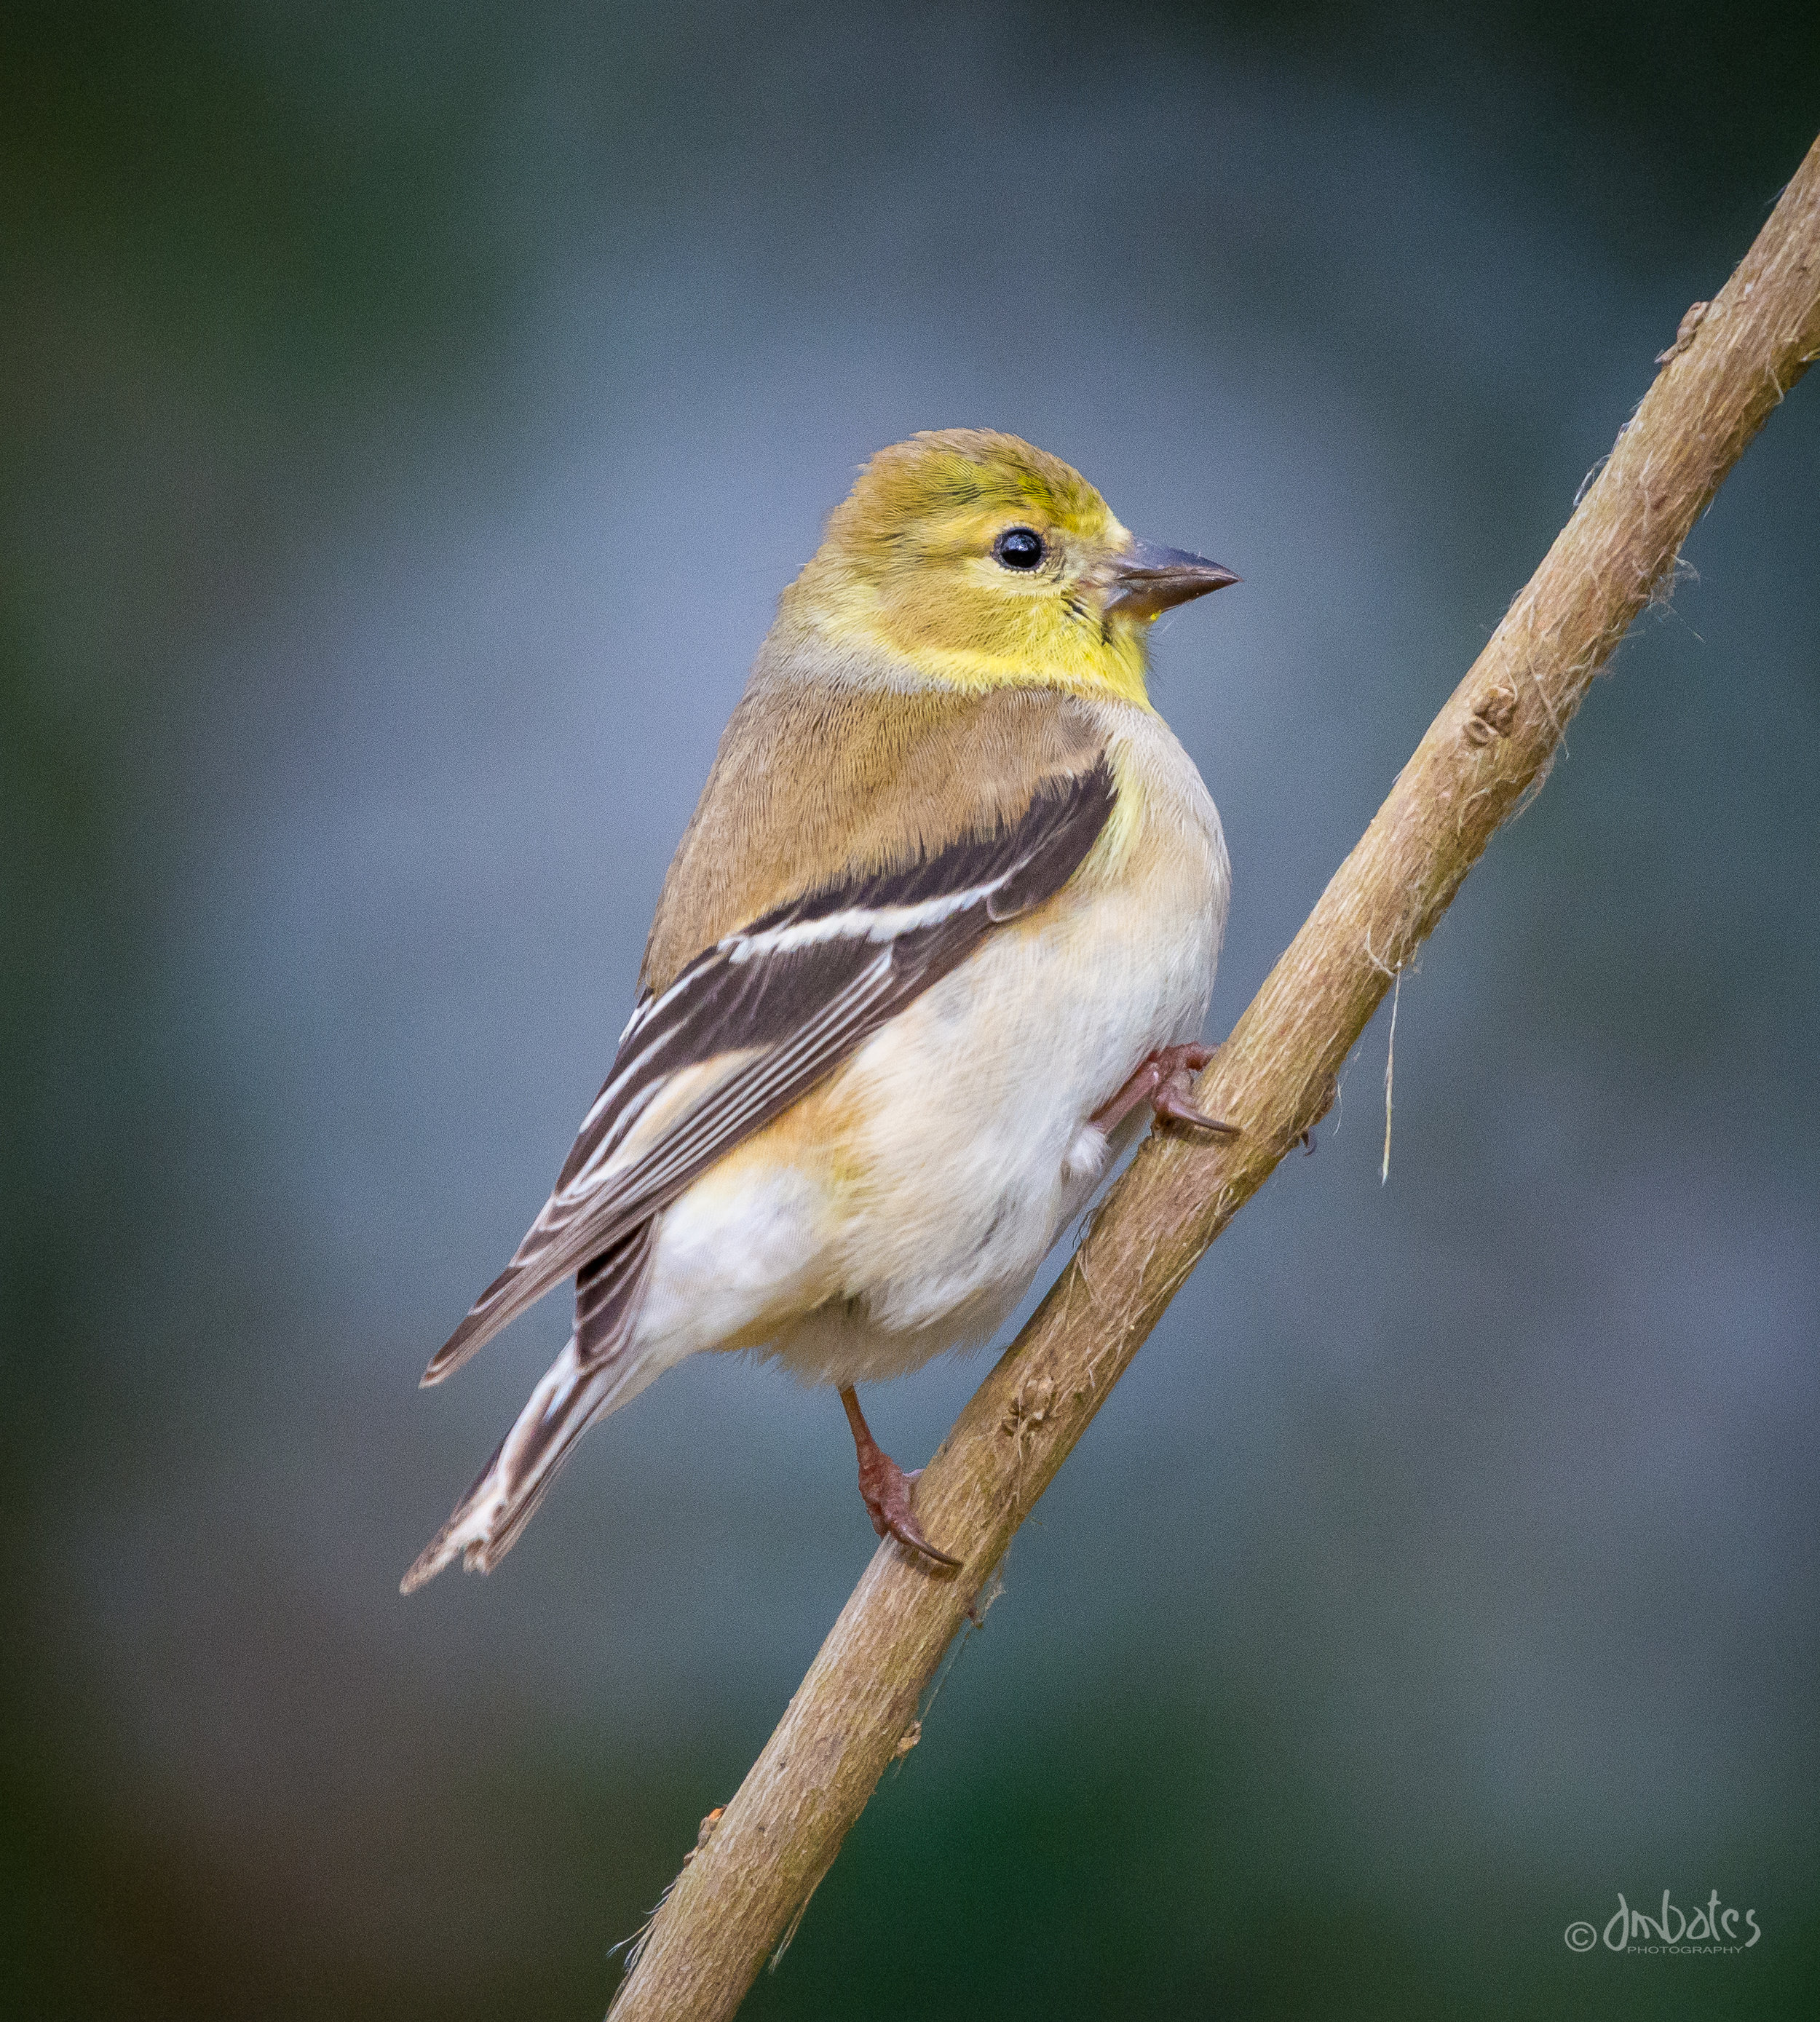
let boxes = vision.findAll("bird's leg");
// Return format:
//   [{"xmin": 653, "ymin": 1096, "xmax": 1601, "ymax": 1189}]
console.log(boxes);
[
  {"xmin": 1093, "ymin": 1043, "xmax": 1241, "ymax": 1138},
  {"xmin": 838, "ymin": 1386, "xmax": 962, "ymax": 1569}
]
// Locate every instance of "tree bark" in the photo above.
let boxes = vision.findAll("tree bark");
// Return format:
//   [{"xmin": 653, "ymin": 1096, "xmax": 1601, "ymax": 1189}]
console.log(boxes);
[{"xmin": 609, "ymin": 133, "xmax": 1820, "ymax": 2022}]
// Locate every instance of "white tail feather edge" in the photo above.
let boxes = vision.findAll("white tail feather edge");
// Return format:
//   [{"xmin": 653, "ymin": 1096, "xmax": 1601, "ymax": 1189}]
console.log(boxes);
[{"xmin": 400, "ymin": 1333, "xmax": 665, "ymax": 1593}]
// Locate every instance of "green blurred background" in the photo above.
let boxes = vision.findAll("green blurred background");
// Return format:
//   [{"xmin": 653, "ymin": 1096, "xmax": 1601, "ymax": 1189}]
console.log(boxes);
[{"xmin": 4, "ymin": 4, "xmax": 1818, "ymax": 2015}]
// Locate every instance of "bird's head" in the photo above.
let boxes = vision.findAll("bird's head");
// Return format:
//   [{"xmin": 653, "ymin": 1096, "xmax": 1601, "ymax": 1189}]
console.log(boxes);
[{"xmin": 783, "ymin": 429, "xmax": 1237, "ymax": 705}]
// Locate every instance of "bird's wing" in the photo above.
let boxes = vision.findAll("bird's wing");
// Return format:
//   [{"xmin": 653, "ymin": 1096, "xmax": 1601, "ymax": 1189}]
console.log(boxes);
[{"xmin": 423, "ymin": 689, "xmax": 1116, "ymax": 1385}]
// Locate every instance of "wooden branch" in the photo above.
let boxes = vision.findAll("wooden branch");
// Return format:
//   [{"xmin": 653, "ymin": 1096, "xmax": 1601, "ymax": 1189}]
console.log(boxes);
[{"xmin": 609, "ymin": 135, "xmax": 1820, "ymax": 2021}]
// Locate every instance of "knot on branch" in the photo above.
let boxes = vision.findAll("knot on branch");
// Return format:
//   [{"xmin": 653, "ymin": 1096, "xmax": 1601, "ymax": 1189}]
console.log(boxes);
[
  {"xmin": 684, "ymin": 1809, "xmax": 724, "ymax": 1866},
  {"xmin": 1463, "ymin": 681, "xmax": 1519, "ymax": 745},
  {"xmin": 1000, "ymin": 1371, "xmax": 1056, "ymax": 1440},
  {"xmin": 1656, "ymin": 299, "xmax": 1711, "ymax": 364}
]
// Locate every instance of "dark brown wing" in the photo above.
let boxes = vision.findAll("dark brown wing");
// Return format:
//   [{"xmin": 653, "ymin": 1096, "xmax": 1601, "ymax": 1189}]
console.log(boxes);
[{"xmin": 421, "ymin": 752, "xmax": 1116, "ymax": 1384}]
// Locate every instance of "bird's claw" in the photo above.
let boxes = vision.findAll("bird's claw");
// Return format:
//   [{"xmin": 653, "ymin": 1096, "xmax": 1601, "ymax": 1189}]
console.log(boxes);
[
  {"xmin": 1150, "ymin": 1079, "xmax": 1241, "ymax": 1135},
  {"xmin": 1093, "ymin": 1043, "xmax": 1240, "ymax": 1138},
  {"xmin": 860, "ymin": 1451, "xmax": 963, "ymax": 1568},
  {"xmin": 841, "ymin": 1385, "xmax": 962, "ymax": 1569}
]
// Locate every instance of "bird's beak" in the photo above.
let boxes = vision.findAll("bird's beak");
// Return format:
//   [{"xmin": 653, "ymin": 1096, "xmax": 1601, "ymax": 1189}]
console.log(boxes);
[{"xmin": 1104, "ymin": 537, "xmax": 1240, "ymax": 621}]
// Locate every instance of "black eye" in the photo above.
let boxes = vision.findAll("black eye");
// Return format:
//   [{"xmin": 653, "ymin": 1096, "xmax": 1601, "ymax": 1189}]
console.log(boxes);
[{"xmin": 994, "ymin": 526, "xmax": 1045, "ymax": 571}]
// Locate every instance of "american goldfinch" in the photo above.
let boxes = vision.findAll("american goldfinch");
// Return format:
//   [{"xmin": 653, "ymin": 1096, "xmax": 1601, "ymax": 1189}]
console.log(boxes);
[{"xmin": 403, "ymin": 429, "xmax": 1237, "ymax": 1590}]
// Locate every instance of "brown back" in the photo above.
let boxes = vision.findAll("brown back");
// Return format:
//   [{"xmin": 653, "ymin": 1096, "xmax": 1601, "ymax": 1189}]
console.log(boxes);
[{"xmin": 640, "ymin": 677, "xmax": 1105, "ymax": 993}]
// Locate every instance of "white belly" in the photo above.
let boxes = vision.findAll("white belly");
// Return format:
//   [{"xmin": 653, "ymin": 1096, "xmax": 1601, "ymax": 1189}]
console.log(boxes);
[{"xmin": 633, "ymin": 704, "xmax": 1230, "ymax": 1389}]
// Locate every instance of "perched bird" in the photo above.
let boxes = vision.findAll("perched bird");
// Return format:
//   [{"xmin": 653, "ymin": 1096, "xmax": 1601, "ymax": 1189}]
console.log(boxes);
[{"xmin": 403, "ymin": 429, "xmax": 1238, "ymax": 1591}]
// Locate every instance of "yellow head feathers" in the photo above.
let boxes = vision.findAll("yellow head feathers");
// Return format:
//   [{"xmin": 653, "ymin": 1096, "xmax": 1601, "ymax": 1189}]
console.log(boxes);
[{"xmin": 783, "ymin": 429, "xmax": 1236, "ymax": 706}]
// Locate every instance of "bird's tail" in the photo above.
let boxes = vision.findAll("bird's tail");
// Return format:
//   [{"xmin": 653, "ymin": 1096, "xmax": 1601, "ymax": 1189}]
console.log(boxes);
[
  {"xmin": 404, "ymin": 1217, "xmax": 661, "ymax": 1593},
  {"xmin": 400, "ymin": 1328, "xmax": 667, "ymax": 1592}
]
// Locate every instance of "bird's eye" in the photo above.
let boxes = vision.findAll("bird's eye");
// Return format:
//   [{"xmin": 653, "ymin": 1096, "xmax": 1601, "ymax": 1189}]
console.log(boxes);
[{"xmin": 994, "ymin": 526, "xmax": 1045, "ymax": 571}]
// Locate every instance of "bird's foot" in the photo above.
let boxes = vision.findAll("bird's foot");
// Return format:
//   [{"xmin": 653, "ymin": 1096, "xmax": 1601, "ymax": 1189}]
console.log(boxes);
[
  {"xmin": 839, "ymin": 1386, "xmax": 962, "ymax": 1569},
  {"xmin": 1093, "ymin": 1044, "xmax": 1240, "ymax": 1138}
]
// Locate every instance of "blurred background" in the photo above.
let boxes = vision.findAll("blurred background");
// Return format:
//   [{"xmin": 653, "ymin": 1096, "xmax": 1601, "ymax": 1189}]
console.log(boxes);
[{"xmin": 4, "ymin": 3, "xmax": 1818, "ymax": 2016}]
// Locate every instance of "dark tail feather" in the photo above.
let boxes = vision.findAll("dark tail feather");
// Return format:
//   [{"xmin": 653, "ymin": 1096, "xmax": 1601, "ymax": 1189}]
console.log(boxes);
[
  {"xmin": 575, "ymin": 1223, "xmax": 655, "ymax": 1364},
  {"xmin": 401, "ymin": 1228, "xmax": 659, "ymax": 1593}
]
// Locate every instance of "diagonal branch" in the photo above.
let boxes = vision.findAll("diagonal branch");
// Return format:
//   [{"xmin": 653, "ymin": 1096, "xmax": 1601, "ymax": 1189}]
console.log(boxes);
[{"xmin": 609, "ymin": 133, "xmax": 1820, "ymax": 2022}]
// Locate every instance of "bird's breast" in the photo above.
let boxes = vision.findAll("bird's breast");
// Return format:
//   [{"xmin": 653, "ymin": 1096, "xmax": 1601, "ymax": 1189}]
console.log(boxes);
[{"xmin": 801, "ymin": 701, "xmax": 1227, "ymax": 1343}]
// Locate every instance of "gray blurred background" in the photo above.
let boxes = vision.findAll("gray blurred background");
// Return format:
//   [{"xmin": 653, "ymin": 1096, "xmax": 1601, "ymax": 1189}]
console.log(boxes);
[{"xmin": 4, "ymin": 4, "xmax": 1818, "ymax": 2016}]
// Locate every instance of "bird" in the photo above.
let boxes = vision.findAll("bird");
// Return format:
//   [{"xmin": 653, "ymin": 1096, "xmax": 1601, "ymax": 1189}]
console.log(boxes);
[{"xmin": 401, "ymin": 428, "xmax": 1238, "ymax": 1592}]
